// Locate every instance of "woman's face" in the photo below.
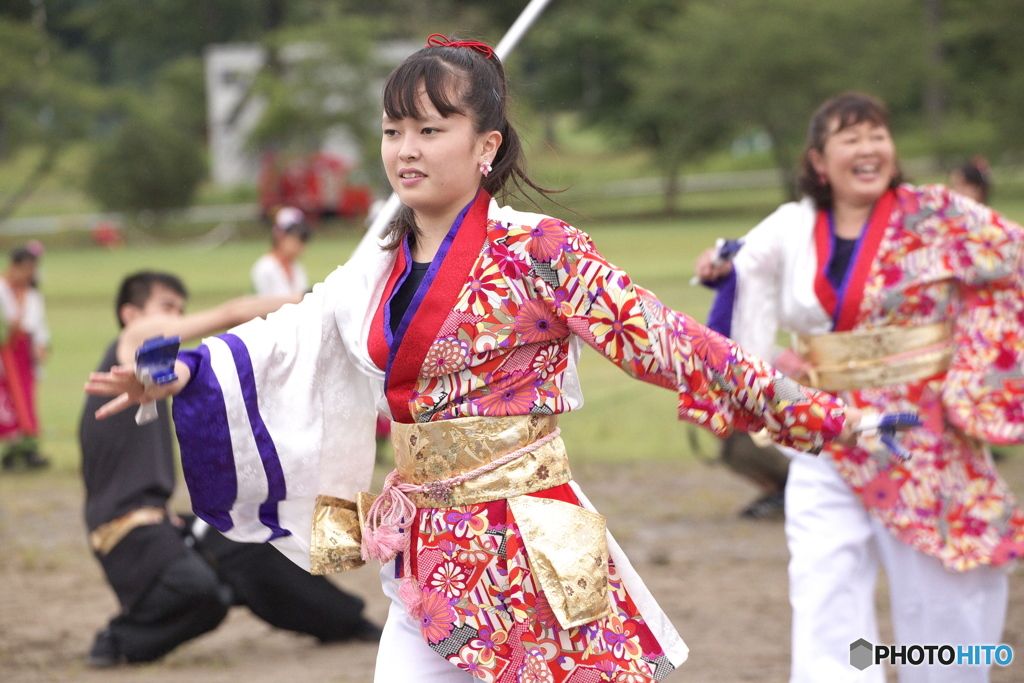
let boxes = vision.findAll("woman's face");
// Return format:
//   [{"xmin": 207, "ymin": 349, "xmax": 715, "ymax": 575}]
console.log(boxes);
[
  {"xmin": 811, "ymin": 119, "xmax": 896, "ymax": 209},
  {"xmin": 381, "ymin": 86, "xmax": 500, "ymax": 225},
  {"xmin": 277, "ymin": 232, "xmax": 306, "ymax": 261},
  {"xmin": 7, "ymin": 260, "xmax": 37, "ymax": 286}
]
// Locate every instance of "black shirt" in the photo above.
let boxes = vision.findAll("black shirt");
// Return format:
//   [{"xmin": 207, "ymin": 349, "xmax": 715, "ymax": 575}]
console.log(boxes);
[
  {"xmin": 81, "ymin": 342, "xmax": 177, "ymax": 530},
  {"xmin": 389, "ymin": 261, "xmax": 431, "ymax": 337},
  {"xmin": 827, "ymin": 237, "xmax": 858, "ymax": 290},
  {"xmin": 80, "ymin": 341, "xmax": 185, "ymax": 608}
]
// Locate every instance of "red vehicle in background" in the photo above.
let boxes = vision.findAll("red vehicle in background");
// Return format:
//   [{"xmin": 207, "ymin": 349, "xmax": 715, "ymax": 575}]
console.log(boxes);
[{"xmin": 258, "ymin": 150, "xmax": 374, "ymax": 221}]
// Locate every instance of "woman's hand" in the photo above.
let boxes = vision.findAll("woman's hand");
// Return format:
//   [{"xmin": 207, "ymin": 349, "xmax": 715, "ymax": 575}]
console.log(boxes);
[
  {"xmin": 835, "ymin": 405, "xmax": 863, "ymax": 447},
  {"xmin": 85, "ymin": 360, "xmax": 192, "ymax": 419},
  {"xmin": 695, "ymin": 247, "xmax": 735, "ymax": 282}
]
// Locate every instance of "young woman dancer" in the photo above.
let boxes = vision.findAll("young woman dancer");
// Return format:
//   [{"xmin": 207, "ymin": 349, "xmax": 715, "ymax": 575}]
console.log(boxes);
[{"xmin": 89, "ymin": 37, "xmax": 868, "ymax": 682}]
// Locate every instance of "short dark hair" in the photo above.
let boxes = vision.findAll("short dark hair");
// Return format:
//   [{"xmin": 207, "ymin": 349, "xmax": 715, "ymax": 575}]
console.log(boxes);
[
  {"xmin": 115, "ymin": 271, "xmax": 188, "ymax": 328},
  {"xmin": 10, "ymin": 247, "xmax": 38, "ymax": 265},
  {"xmin": 798, "ymin": 92, "xmax": 904, "ymax": 209},
  {"xmin": 955, "ymin": 159, "xmax": 991, "ymax": 203},
  {"xmin": 282, "ymin": 220, "xmax": 311, "ymax": 243}
]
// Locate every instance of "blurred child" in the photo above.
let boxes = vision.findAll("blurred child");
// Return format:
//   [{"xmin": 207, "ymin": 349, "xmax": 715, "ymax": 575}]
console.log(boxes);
[
  {"xmin": 0, "ymin": 241, "xmax": 50, "ymax": 470},
  {"xmin": 251, "ymin": 206, "xmax": 310, "ymax": 296},
  {"xmin": 950, "ymin": 156, "xmax": 991, "ymax": 204}
]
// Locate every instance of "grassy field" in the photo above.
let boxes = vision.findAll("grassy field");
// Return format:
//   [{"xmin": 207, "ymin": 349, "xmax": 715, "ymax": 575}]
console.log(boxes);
[
  {"xmin": 31, "ymin": 214, "xmax": 739, "ymax": 473},
  {"xmin": 30, "ymin": 183, "xmax": 1024, "ymax": 473},
  {"xmin": 12, "ymin": 114, "xmax": 1024, "ymax": 473}
]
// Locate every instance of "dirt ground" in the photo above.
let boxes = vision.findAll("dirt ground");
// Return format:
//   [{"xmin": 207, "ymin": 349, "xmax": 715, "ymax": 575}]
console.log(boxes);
[{"xmin": 3, "ymin": 457, "xmax": 1024, "ymax": 683}]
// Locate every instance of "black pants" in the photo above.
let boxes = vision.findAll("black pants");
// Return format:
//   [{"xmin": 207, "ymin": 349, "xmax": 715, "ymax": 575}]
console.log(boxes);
[
  {"xmin": 195, "ymin": 527, "xmax": 368, "ymax": 643},
  {"xmin": 108, "ymin": 549, "xmax": 229, "ymax": 662}
]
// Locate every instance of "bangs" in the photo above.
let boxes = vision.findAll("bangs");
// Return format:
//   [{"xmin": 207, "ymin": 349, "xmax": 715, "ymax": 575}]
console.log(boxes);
[
  {"xmin": 831, "ymin": 101, "xmax": 889, "ymax": 134},
  {"xmin": 382, "ymin": 55, "xmax": 467, "ymax": 121}
]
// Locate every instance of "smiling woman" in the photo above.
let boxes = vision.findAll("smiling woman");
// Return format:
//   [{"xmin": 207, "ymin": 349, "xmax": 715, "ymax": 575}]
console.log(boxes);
[
  {"xmin": 696, "ymin": 92, "xmax": 1024, "ymax": 682},
  {"xmin": 378, "ymin": 37, "xmax": 555, "ymax": 261}
]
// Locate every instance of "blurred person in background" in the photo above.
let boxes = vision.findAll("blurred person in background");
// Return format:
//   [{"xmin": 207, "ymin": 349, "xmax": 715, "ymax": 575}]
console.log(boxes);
[
  {"xmin": 718, "ymin": 430, "xmax": 790, "ymax": 520},
  {"xmin": 949, "ymin": 156, "xmax": 992, "ymax": 205},
  {"xmin": 0, "ymin": 241, "xmax": 50, "ymax": 471},
  {"xmin": 81, "ymin": 272, "xmax": 379, "ymax": 668},
  {"xmin": 697, "ymin": 92, "xmax": 1024, "ymax": 683},
  {"xmin": 251, "ymin": 206, "xmax": 311, "ymax": 296}
]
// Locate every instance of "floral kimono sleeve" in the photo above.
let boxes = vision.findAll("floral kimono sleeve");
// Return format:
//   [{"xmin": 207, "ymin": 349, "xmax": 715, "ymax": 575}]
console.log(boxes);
[
  {"xmin": 932, "ymin": 187, "xmax": 1024, "ymax": 444},
  {"xmin": 514, "ymin": 218, "xmax": 845, "ymax": 453}
]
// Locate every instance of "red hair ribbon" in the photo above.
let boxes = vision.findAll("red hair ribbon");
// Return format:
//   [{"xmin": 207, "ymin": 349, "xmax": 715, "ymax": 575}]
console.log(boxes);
[{"xmin": 426, "ymin": 33, "xmax": 495, "ymax": 59}]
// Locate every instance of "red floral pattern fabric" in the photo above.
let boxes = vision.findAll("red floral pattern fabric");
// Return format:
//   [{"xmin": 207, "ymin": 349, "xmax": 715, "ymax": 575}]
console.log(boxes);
[
  {"xmin": 376, "ymin": 200, "xmax": 848, "ymax": 680},
  {"xmin": 821, "ymin": 185, "xmax": 1024, "ymax": 571},
  {"xmin": 410, "ymin": 486, "xmax": 675, "ymax": 682},
  {"xmin": 408, "ymin": 209, "xmax": 845, "ymax": 452}
]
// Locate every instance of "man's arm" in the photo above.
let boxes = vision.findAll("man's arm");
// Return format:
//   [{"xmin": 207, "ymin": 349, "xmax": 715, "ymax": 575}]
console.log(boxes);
[
  {"xmin": 87, "ymin": 293, "xmax": 302, "ymax": 420},
  {"xmin": 116, "ymin": 294, "xmax": 301, "ymax": 365}
]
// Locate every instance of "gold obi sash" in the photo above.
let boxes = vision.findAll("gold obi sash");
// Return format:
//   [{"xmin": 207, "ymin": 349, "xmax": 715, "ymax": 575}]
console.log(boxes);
[
  {"xmin": 391, "ymin": 414, "xmax": 571, "ymax": 507},
  {"xmin": 797, "ymin": 322, "xmax": 953, "ymax": 392},
  {"xmin": 310, "ymin": 414, "xmax": 612, "ymax": 629}
]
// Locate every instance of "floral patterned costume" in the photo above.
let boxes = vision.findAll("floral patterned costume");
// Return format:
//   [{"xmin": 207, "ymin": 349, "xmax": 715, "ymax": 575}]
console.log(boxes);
[
  {"xmin": 174, "ymin": 191, "xmax": 846, "ymax": 681},
  {"xmin": 710, "ymin": 184, "xmax": 1024, "ymax": 571}
]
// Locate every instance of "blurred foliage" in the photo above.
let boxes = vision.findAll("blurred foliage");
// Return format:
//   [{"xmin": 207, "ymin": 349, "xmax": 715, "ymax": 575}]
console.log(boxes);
[
  {"xmin": 943, "ymin": 0, "xmax": 1024, "ymax": 161},
  {"xmin": 520, "ymin": 0, "xmax": 929, "ymax": 210},
  {"xmin": 2, "ymin": 0, "xmax": 1024, "ymax": 219},
  {"xmin": 245, "ymin": 14, "xmax": 392, "ymax": 188},
  {"xmin": 52, "ymin": 0, "xmax": 272, "ymax": 86},
  {"xmin": 0, "ymin": 14, "xmax": 100, "ymax": 219},
  {"xmin": 85, "ymin": 113, "xmax": 205, "ymax": 217}
]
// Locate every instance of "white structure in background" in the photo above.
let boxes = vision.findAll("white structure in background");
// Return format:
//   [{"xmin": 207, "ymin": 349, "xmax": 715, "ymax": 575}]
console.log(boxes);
[
  {"xmin": 205, "ymin": 44, "xmax": 266, "ymax": 187},
  {"xmin": 204, "ymin": 41, "xmax": 419, "ymax": 188}
]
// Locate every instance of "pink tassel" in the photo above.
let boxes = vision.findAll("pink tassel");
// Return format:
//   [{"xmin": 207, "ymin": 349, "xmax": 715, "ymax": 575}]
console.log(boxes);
[
  {"xmin": 361, "ymin": 470, "xmax": 417, "ymax": 562},
  {"xmin": 398, "ymin": 576, "xmax": 424, "ymax": 621},
  {"xmin": 361, "ymin": 523, "xmax": 408, "ymax": 563}
]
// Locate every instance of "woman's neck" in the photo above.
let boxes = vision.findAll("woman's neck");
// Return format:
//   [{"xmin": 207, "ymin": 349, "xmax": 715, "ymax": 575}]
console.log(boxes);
[
  {"xmin": 410, "ymin": 190, "xmax": 479, "ymax": 262},
  {"xmin": 411, "ymin": 218, "xmax": 450, "ymax": 263},
  {"xmin": 831, "ymin": 200, "xmax": 875, "ymax": 239},
  {"xmin": 4, "ymin": 273, "xmax": 26, "ymax": 291}
]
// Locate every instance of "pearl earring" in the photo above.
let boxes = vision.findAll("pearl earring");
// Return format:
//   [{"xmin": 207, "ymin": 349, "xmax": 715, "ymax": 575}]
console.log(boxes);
[{"xmin": 479, "ymin": 160, "xmax": 492, "ymax": 177}]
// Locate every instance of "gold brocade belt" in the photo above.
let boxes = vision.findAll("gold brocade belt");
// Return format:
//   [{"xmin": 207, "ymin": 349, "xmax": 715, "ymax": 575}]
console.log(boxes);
[
  {"xmin": 310, "ymin": 414, "xmax": 613, "ymax": 629},
  {"xmin": 797, "ymin": 321, "xmax": 953, "ymax": 392},
  {"xmin": 89, "ymin": 506, "xmax": 166, "ymax": 556}
]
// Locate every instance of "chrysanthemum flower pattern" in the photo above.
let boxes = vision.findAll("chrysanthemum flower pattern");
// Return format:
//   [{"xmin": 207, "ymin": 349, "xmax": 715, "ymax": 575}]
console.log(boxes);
[{"xmin": 411, "ymin": 213, "xmax": 843, "ymax": 455}]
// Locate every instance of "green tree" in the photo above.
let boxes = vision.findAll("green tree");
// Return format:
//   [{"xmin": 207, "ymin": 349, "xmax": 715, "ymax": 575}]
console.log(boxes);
[
  {"xmin": 246, "ymin": 14, "xmax": 392, "ymax": 189},
  {"xmin": 653, "ymin": 0, "xmax": 926, "ymax": 200},
  {"xmin": 943, "ymin": 0, "xmax": 1024, "ymax": 159},
  {"xmin": 523, "ymin": 0, "xmax": 929, "ymax": 210},
  {"xmin": 58, "ymin": 0, "xmax": 271, "ymax": 85},
  {"xmin": 0, "ymin": 16, "xmax": 98, "ymax": 219},
  {"xmin": 85, "ymin": 113, "xmax": 205, "ymax": 218}
]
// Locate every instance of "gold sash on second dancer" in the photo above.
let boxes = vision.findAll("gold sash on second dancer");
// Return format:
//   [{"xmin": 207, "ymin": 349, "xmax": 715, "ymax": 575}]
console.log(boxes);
[
  {"xmin": 309, "ymin": 414, "xmax": 612, "ymax": 629},
  {"xmin": 797, "ymin": 321, "xmax": 953, "ymax": 392}
]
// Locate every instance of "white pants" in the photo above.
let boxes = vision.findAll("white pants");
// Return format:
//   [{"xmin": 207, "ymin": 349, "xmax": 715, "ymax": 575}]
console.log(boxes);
[
  {"xmin": 786, "ymin": 452, "xmax": 1008, "ymax": 683},
  {"xmin": 373, "ymin": 560, "xmax": 474, "ymax": 682}
]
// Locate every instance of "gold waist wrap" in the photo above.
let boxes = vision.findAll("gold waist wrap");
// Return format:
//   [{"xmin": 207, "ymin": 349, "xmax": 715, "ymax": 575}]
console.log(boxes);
[
  {"xmin": 797, "ymin": 321, "xmax": 953, "ymax": 392},
  {"xmin": 310, "ymin": 415, "xmax": 612, "ymax": 629},
  {"xmin": 90, "ymin": 506, "xmax": 166, "ymax": 556},
  {"xmin": 391, "ymin": 414, "xmax": 571, "ymax": 507}
]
